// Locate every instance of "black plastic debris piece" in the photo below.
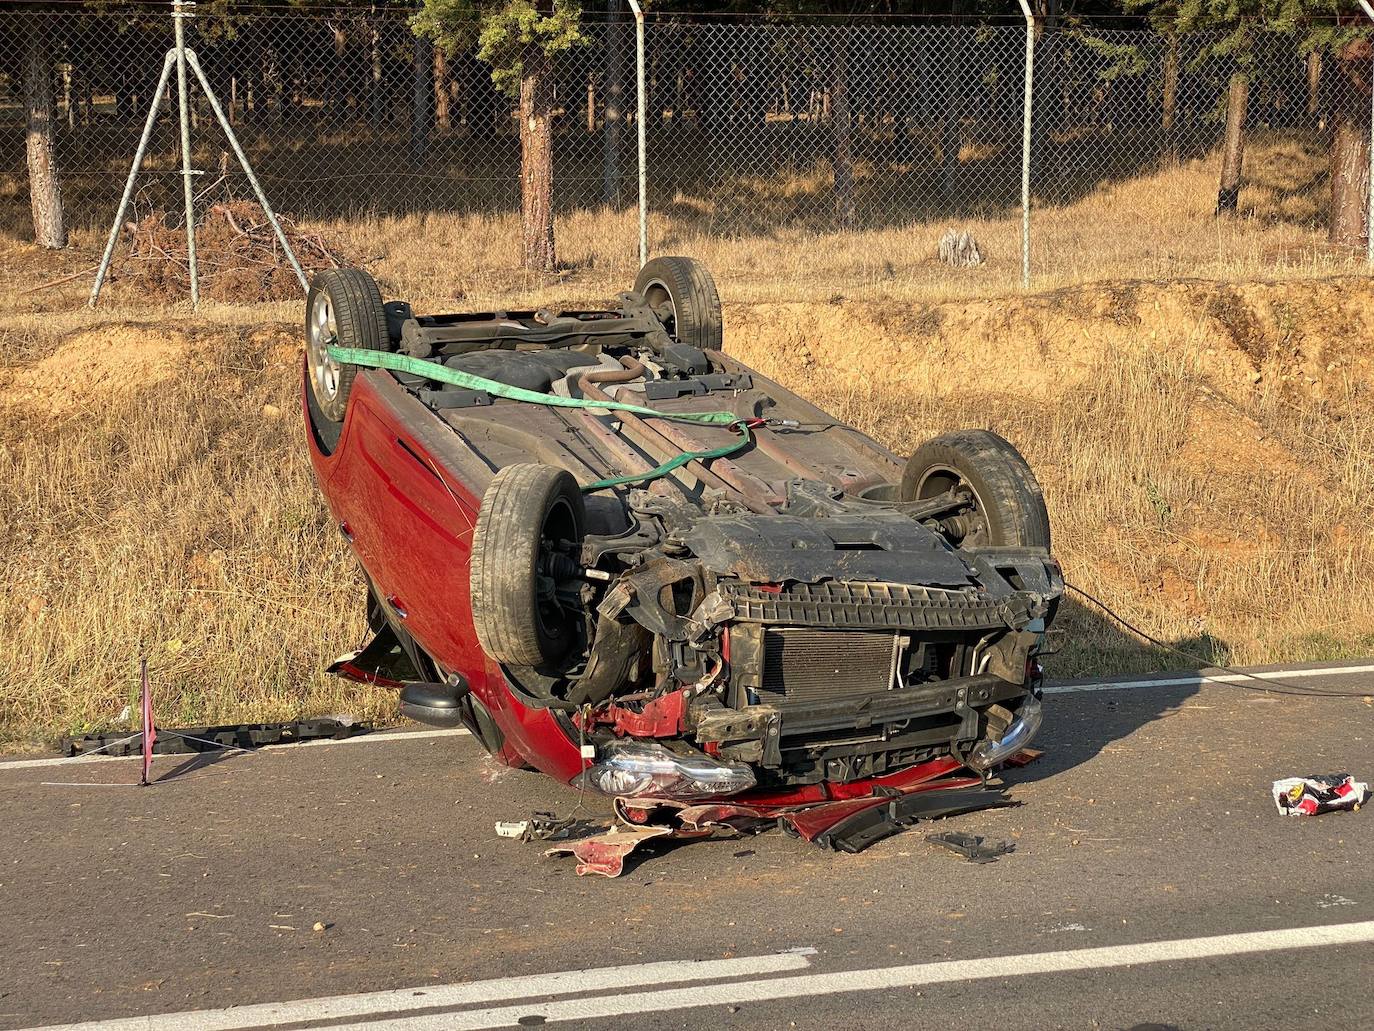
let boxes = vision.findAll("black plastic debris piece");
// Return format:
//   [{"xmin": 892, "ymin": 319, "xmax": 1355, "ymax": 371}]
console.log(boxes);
[
  {"xmin": 815, "ymin": 787, "xmax": 1019, "ymax": 854},
  {"xmin": 63, "ymin": 718, "xmax": 369, "ymax": 757},
  {"xmin": 925, "ymin": 830, "xmax": 1015, "ymax": 864}
]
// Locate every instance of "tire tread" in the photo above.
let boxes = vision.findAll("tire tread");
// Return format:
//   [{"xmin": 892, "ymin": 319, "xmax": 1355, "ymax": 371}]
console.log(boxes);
[
  {"xmin": 470, "ymin": 464, "xmax": 584, "ymax": 668},
  {"xmin": 634, "ymin": 256, "xmax": 724, "ymax": 351}
]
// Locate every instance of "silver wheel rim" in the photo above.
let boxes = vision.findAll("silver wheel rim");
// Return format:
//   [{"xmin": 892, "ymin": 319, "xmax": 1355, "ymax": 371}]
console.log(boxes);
[{"xmin": 307, "ymin": 291, "xmax": 341, "ymax": 402}]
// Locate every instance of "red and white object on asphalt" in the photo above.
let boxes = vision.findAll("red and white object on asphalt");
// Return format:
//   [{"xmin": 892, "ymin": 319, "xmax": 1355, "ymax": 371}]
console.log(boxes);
[{"xmin": 1272, "ymin": 774, "xmax": 1368, "ymax": 816}]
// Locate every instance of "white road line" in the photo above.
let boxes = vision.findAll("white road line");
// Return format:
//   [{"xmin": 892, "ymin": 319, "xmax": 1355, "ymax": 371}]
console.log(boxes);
[
  {"xmin": 1044, "ymin": 662, "xmax": 1374, "ymax": 695},
  {"xmin": 27, "ymin": 952, "xmax": 814, "ymax": 1031},
  {"xmin": 0, "ymin": 728, "xmax": 470, "ymax": 772},
  {"xmin": 4, "ymin": 660, "xmax": 1370, "ymax": 773},
  {"xmin": 326, "ymin": 920, "xmax": 1374, "ymax": 1030}
]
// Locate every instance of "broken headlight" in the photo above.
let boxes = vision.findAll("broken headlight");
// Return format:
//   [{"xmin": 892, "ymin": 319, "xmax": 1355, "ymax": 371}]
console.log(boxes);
[
  {"xmin": 967, "ymin": 694, "xmax": 1044, "ymax": 771},
  {"xmin": 574, "ymin": 740, "xmax": 756, "ymax": 799}
]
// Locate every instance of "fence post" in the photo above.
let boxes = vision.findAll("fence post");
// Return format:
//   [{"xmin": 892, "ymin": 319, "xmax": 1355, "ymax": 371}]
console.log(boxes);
[
  {"xmin": 628, "ymin": 0, "xmax": 648, "ymax": 267},
  {"xmin": 1016, "ymin": 0, "xmax": 1035, "ymax": 290},
  {"xmin": 89, "ymin": 51, "xmax": 177, "ymax": 308},
  {"xmin": 1358, "ymin": 1, "xmax": 1374, "ymax": 268},
  {"xmin": 173, "ymin": 0, "xmax": 199, "ymax": 308},
  {"xmin": 186, "ymin": 50, "xmax": 309, "ymax": 291}
]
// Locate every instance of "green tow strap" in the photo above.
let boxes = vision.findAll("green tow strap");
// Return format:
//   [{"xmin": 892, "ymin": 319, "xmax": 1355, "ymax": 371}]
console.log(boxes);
[
  {"xmin": 327, "ymin": 345, "xmax": 753, "ymax": 493},
  {"xmin": 579, "ymin": 422, "xmax": 753, "ymax": 492}
]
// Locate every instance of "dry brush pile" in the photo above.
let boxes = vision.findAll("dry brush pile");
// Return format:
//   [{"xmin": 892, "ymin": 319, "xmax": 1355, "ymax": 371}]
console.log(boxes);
[{"xmin": 108, "ymin": 201, "xmax": 347, "ymax": 304}]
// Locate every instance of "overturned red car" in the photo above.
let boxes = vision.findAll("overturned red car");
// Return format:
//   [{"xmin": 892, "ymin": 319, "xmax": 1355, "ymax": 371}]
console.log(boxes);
[{"xmin": 303, "ymin": 259, "xmax": 1061, "ymax": 807}]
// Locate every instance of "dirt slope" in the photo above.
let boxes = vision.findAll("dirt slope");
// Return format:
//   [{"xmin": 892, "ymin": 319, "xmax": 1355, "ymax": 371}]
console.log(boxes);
[{"xmin": 2, "ymin": 276, "xmax": 1372, "ymax": 744}]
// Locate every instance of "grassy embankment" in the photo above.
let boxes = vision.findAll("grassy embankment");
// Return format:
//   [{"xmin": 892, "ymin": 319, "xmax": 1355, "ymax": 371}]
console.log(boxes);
[{"xmin": 2, "ymin": 133, "xmax": 1372, "ymax": 746}]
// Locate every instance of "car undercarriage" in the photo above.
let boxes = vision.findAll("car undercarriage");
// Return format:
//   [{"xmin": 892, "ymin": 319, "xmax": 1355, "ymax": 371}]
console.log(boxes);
[{"xmin": 304, "ymin": 258, "xmax": 1063, "ymax": 803}]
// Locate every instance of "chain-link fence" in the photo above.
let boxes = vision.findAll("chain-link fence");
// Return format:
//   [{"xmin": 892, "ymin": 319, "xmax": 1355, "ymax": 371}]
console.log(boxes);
[
  {"xmin": 3, "ymin": 6, "xmax": 637, "ymax": 218},
  {"xmin": 4, "ymin": 6, "xmax": 1372, "ymax": 298}
]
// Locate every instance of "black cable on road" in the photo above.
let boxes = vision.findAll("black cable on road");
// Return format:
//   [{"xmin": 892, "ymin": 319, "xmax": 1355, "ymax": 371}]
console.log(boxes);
[{"xmin": 1063, "ymin": 582, "xmax": 1374, "ymax": 700}]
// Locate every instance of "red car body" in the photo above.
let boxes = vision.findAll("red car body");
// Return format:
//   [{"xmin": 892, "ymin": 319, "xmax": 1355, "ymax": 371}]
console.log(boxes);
[{"xmin": 306, "ymin": 365, "xmax": 584, "ymax": 780}]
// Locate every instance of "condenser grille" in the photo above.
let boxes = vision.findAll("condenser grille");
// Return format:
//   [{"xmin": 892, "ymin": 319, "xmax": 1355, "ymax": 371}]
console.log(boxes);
[{"xmin": 760, "ymin": 628, "xmax": 897, "ymax": 703}]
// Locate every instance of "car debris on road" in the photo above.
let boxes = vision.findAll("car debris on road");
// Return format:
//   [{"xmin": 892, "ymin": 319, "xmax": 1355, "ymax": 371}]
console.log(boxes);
[
  {"xmin": 523, "ymin": 755, "xmax": 1023, "ymax": 876},
  {"xmin": 925, "ymin": 831, "xmax": 1016, "ymax": 864},
  {"xmin": 1272, "ymin": 774, "xmax": 1368, "ymax": 816}
]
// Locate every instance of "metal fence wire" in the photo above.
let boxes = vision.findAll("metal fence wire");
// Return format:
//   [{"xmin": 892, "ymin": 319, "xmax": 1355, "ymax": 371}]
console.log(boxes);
[{"xmin": 4, "ymin": 6, "xmax": 1373, "ymax": 291}]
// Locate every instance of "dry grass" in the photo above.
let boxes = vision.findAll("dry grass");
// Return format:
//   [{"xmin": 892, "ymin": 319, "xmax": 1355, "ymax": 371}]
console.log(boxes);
[
  {"xmin": 2, "ymin": 132, "xmax": 1373, "ymax": 746},
  {"xmin": 0, "ymin": 323, "xmax": 394, "ymax": 748}
]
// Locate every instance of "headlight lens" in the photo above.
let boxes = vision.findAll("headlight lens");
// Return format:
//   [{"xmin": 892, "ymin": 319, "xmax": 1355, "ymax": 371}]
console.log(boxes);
[
  {"xmin": 574, "ymin": 740, "xmax": 756, "ymax": 799},
  {"xmin": 968, "ymin": 695, "xmax": 1044, "ymax": 771}
]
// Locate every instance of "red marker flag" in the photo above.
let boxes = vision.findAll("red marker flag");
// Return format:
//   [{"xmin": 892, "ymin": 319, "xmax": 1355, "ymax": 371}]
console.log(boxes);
[{"xmin": 140, "ymin": 658, "xmax": 156, "ymax": 786}]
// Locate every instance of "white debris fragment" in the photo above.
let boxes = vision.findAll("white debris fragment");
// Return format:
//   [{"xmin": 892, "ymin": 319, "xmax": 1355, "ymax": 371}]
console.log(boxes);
[{"xmin": 938, "ymin": 229, "xmax": 983, "ymax": 268}]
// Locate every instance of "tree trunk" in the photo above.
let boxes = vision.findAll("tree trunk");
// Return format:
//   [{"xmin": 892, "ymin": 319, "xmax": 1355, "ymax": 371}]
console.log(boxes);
[
  {"xmin": 434, "ymin": 47, "xmax": 450, "ymax": 130},
  {"xmin": 329, "ymin": 22, "xmax": 348, "ymax": 124},
  {"xmin": 940, "ymin": 1, "xmax": 972, "ymax": 203},
  {"xmin": 1329, "ymin": 42, "xmax": 1371, "ymax": 247},
  {"xmin": 1308, "ymin": 50, "xmax": 1323, "ymax": 121},
  {"xmin": 25, "ymin": 19, "xmax": 67, "ymax": 250},
  {"xmin": 831, "ymin": 30, "xmax": 855, "ymax": 230},
  {"xmin": 61, "ymin": 63, "xmax": 73, "ymax": 130},
  {"xmin": 369, "ymin": 11, "xmax": 383, "ymax": 129},
  {"xmin": 1161, "ymin": 34, "xmax": 1179, "ymax": 160},
  {"xmin": 1216, "ymin": 70, "xmax": 1249, "ymax": 215},
  {"xmin": 520, "ymin": 42, "xmax": 557, "ymax": 271},
  {"xmin": 602, "ymin": 2, "xmax": 624, "ymax": 207}
]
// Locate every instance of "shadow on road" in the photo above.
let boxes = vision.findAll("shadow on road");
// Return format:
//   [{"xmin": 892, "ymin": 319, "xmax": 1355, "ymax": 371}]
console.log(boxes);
[{"xmin": 1013, "ymin": 597, "xmax": 1227, "ymax": 783}]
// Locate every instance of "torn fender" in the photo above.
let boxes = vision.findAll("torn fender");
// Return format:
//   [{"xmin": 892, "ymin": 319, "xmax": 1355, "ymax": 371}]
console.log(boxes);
[{"xmin": 543, "ymin": 824, "xmax": 681, "ymax": 878}]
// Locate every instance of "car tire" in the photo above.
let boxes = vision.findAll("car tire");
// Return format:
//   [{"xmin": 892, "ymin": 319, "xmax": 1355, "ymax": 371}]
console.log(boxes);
[
  {"xmin": 633, "ymin": 257, "xmax": 724, "ymax": 352},
  {"xmin": 470, "ymin": 463, "xmax": 587, "ymax": 669},
  {"xmin": 901, "ymin": 430, "xmax": 1050, "ymax": 551},
  {"xmin": 305, "ymin": 268, "xmax": 390, "ymax": 425}
]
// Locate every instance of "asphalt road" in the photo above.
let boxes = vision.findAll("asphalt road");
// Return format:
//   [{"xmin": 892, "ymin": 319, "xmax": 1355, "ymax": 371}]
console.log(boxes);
[{"xmin": 1, "ymin": 660, "xmax": 1372, "ymax": 1031}]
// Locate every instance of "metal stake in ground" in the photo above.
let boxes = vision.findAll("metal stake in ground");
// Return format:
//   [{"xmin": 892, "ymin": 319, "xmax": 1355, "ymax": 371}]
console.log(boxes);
[
  {"xmin": 87, "ymin": 51, "xmax": 176, "ymax": 308},
  {"xmin": 140, "ymin": 657, "xmax": 155, "ymax": 787},
  {"xmin": 185, "ymin": 51, "xmax": 307, "ymax": 292}
]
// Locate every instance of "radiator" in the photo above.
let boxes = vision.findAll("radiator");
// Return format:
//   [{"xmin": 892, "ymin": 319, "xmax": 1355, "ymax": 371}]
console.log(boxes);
[{"xmin": 759, "ymin": 628, "xmax": 898, "ymax": 704}]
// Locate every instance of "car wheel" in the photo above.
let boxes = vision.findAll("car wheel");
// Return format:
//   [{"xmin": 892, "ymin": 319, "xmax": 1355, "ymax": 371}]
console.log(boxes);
[
  {"xmin": 633, "ymin": 256, "xmax": 724, "ymax": 352},
  {"xmin": 901, "ymin": 430, "xmax": 1050, "ymax": 551},
  {"xmin": 470, "ymin": 464, "xmax": 587, "ymax": 669},
  {"xmin": 305, "ymin": 268, "xmax": 390, "ymax": 425}
]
